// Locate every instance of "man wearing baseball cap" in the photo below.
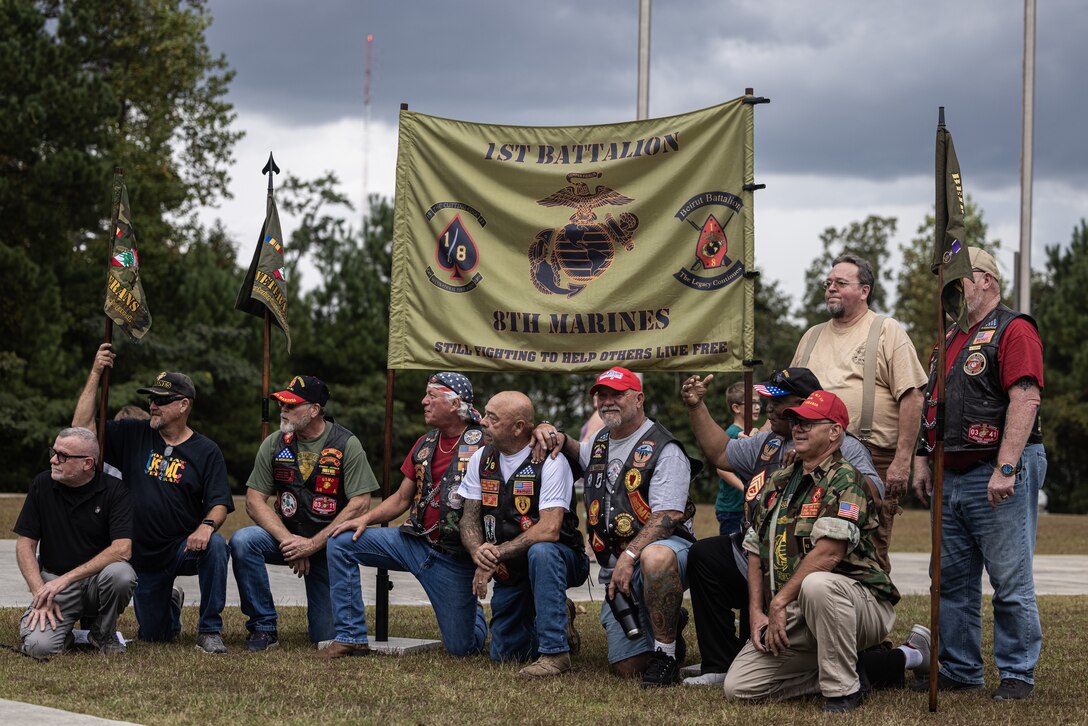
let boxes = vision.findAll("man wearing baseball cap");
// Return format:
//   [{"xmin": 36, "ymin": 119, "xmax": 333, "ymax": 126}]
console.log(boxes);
[
  {"xmin": 680, "ymin": 367, "xmax": 897, "ymax": 686},
  {"xmin": 723, "ymin": 390, "xmax": 898, "ymax": 712},
  {"xmin": 73, "ymin": 343, "xmax": 234, "ymax": 653},
  {"xmin": 230, "ymin": 375, "xmax": 380, "ymax": 651},
  {"xmin": 321, "ymin": 372, "xmax": 487, "ymax": 658},
  {"xmin": 533, "ymin": 366, "xmax": 701, "ymax": 687}
]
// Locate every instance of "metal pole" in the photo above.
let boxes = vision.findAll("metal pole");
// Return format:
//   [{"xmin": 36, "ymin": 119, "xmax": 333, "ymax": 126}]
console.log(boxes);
[
  {"xmin": 636, "ymin": 0, "xmax": 651, "ymax": 119},
  {"xmin": 1018, "ymin": 0, "xmax": 1036, "ymax": 313}
]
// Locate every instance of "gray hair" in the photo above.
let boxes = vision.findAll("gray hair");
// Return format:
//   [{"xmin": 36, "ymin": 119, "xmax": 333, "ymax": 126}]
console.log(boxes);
[
  {"xmin": 832, "ymin": 253, "xmax": 875, "ymax": 306},
  {"xmin": 56, "ymin": 427, "xmax": 99, "ymax": 461}
]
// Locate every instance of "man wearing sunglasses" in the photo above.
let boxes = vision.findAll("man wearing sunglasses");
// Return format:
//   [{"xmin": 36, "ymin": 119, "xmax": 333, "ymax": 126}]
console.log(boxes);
[
  {"xmin": 230, "ymin": 375, "xmax": 379, "ymax": 652},
  {"xmin": 792, "ymin": 254, "xmax": 927, "ymax": 573},
  {"xmin": 721, "ymin": 390, "xmax": 898, "ymax": 713},
  {"xmin": 73, "ymin": 343, "xmax": 234, "ymax": 653},
  {"xmin": 15, "ymin": 427, "xmax": 136, "ymax": 656},
  {"xmin": 680, "ymin": 367, "xmax": 898, "ymax": 687}
]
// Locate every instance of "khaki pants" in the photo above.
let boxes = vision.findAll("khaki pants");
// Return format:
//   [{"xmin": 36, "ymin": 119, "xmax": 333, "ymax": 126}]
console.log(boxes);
[
  {"xmin": 865, "ymin": 443, "xmax": 900, "ymax": 574},
  {"xmin": 723, "ymin": 572, "xmax": 896, "ymax": 700}
]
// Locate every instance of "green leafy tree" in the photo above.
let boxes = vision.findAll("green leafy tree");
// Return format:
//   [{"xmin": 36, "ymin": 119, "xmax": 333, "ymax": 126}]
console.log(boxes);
[
  {"xmin": 0, "ymin": 0, "xmax": 240, "ymax": 488},
  {"xmin": 798, "ymin": 216, "xmax": 898, "ymax": 328},
  {"xmin": 1032, "ymin": 220, "xmax": 1088, "ymax": 513},
  {"xmin": 893, "ymin": 196, "xmax": 1000, "ymax": 361}
]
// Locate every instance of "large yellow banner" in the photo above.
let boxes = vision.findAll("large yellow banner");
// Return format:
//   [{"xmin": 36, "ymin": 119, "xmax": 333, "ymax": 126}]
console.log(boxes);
[{"xmin": 388, "ymin": 98, "xmax": 756, "ymax": 373}]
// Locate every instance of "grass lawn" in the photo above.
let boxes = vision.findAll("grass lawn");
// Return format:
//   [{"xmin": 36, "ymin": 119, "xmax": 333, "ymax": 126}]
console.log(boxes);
[{"xmin": 1, "ymin": 596, "xmax": 1084, "ymax": 725}]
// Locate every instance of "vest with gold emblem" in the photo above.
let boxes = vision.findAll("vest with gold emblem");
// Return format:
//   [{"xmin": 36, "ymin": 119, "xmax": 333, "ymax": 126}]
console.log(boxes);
[
  {"xmin": 583, "ymin": 423, "xmax": 699, "ymax": 567},
  {"xmin": 477, "ymin": 446, "xmax": 584, "ymax": 582},
  {"xmin": 400, "ymin": 426, "xmax": 483, "ymax": 559},
  {"xmin": 272, "ymin": 422, "xmax": 352, "ymax": 538}
]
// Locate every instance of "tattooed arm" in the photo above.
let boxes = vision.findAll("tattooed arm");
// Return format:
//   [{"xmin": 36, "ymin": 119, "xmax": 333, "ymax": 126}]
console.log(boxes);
[
  {"xmin": 607, "ymin": 509, "xmax": 683, "ymax": 599},
  {"xmin": 460, "ymin": 498, "xmax": 497, "ymax": 572}
]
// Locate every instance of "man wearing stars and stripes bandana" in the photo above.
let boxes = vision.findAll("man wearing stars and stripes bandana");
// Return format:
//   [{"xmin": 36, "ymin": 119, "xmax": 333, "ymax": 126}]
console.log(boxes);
[
  {"xmin": 320, "ymin": 372, "xmax": 487, "ymax": 658},
  {"xmin": 723, "ymin": 390, "xmax": 898, "ymax": 713}
]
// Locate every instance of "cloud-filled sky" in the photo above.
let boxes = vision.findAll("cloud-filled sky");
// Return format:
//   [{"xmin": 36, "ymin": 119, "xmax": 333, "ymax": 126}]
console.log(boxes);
[{"xmin": 200, "ymin": 0, "xmax": 1086, "ymax": 305}]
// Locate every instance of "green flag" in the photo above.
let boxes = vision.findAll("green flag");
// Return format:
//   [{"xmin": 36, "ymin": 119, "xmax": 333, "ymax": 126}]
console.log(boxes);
[
  {"xmin": 235, "ymin": 188, "xmax": 291, "ymax": 352},
  {"xmin": 934, "ymin": 122, "xmax": 972, "ymax": 332},
  {"xmin": 388, "ymin": 98, "xmax": 757, "ymax": 373},
  {"xmin": 104, "ymin": 175, "xmax": 152, "ymax": 340}
]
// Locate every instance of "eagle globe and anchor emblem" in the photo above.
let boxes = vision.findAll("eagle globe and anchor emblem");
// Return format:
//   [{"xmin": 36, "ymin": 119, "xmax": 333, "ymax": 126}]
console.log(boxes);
[{"xmin": 528, "ymin": 172, "xmax": 639, "ymax": 297}]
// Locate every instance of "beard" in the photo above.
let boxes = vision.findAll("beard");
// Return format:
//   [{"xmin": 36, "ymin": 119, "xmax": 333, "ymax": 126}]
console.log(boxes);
[
  {"xmin": 281, "ymin": 408, "xmax": 315, "ymax": 435},
  {"xmin": 826, "ymin": 299, "xmax": 845, "ymax": 318}
]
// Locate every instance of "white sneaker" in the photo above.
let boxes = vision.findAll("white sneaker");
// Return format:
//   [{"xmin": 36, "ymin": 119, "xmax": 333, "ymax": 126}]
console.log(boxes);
[{"xmin": 683, "ymin": 671, "xmax": 727, "ymax": 686}]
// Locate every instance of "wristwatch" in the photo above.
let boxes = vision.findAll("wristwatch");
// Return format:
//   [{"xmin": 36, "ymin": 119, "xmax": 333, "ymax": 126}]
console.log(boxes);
[{"xmin": 998, "ymin": 462, "xmax": 1016, "ymax": 477}]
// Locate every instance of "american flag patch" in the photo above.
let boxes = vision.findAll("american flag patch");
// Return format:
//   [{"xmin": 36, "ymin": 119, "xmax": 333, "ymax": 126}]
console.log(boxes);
[{"xmin": 838, "ymin": 502, "xmax": 860, "ymax": 521}]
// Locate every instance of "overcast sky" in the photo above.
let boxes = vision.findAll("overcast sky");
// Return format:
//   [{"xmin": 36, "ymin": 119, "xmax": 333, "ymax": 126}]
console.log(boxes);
[{"xmin": 200, "ymin": 0, "xmax": 1087, "ymax": 305}]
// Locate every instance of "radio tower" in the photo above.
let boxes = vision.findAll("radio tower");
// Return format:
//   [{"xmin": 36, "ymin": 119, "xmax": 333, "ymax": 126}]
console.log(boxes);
[{"xmin": 362, "ymin": 33, "xmax": 373, "ymax": 223}]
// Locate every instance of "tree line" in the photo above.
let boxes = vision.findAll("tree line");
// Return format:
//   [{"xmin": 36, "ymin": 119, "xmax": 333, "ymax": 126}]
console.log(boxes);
[{"xmin": 2, "ymin": 1, "xmax": 1085, "ymax": 512}]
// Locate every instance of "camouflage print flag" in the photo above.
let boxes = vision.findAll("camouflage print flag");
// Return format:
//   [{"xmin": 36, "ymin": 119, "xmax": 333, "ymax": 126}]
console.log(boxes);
[
  {"xmin": 933, "ymin": 124, "xmax": 972, "ymax": 333},
  {"xmin": 104, "ymin": 176, "xmax": 152, "ymax": 340},
  {"xmin": 235, "ymin": 188, "xmax": 291, "ymax": 352},
  {"xmin": 388, "ymin": 98, "xmax": 758, "ymax": 373}
]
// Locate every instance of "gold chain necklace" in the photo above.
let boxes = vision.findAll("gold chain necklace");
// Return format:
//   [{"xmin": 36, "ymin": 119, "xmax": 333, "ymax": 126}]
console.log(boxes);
[{"xmin": 437, "ymin": 427, "xmax": 466, "ymax": 454}]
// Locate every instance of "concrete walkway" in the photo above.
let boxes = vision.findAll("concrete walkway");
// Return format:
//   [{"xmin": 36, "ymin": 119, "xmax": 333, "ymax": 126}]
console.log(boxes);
[{"xmin": 2, "ymin": 539, "xmax": 1086, "ymax": 725}]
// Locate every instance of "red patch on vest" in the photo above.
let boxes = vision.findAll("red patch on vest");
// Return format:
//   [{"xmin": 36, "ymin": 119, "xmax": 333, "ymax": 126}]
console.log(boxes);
[
  {"xmin": 628, "ymin": 490, "xmax": 652, "ymax": 524},
  {"xmin": 315, "ymin": 475, "xmax": 340, "ymax": 494},
  {"xmin": 966, "ymin": 422, "xmax": 1000, "ymax": 445},
  {"xmin": 591, "ymin": 532, "xmax": 606, "ymax": 552},
  {"xmin": 311, "ymin": 496, "xmax": 337, "ymax": 516}
]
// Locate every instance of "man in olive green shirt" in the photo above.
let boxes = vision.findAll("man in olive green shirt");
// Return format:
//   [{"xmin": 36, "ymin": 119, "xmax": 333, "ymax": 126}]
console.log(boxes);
[
  {"xmin": 230, "ymin": 376, "xmax": 379, "ymax": 651},
  {"xmin": 723, "ymin": 390, "xmax": 898, "ymax": 713}
]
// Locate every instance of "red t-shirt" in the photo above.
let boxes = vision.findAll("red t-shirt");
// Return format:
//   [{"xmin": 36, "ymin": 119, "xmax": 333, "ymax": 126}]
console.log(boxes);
[
  {"xmin": 925, "ymin": 315, "xmax": 1043, "ymax": 467},
  {"xmin": 400, "ymin": 433, "xmax": 460, "ymax": 543}
]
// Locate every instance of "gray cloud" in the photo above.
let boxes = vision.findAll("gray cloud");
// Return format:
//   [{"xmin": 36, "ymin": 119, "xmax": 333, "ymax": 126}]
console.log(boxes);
[{"xmin": 205, "ymin": 0, "xmax": 1086, "ymax": 190}]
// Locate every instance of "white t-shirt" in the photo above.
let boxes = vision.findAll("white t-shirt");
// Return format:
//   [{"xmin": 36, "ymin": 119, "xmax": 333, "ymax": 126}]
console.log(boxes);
[
  {"xmin": 579, "ymin": 418, "xmax": 691, "ymax": 513},
  {"xmin": 458, "ymin": 443, "xmax": 572, "ymax": 510}
]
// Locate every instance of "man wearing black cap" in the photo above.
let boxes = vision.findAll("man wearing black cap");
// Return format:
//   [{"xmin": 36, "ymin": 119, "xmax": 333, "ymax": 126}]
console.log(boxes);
[
  {"xmin": 319, "ymin": 372, "xmax": 487, "ymax": 658},
  {"xmin": 534, "ymin": 366, "xmax": 699, "ymax": 687},
  {"xmin": 73, "ymin": 343, "xmax": 234, "ymax": 653},
  {"xmin": 721, "ymin": 390, "xmax": 899, "ymax": 713},
  {"xmin": 230, "ymin": 376, "xmax": 379, "ymax": 652},
  {"xmin": 680, "ymin": 368, "xmax": 890, "ymax": 685}
]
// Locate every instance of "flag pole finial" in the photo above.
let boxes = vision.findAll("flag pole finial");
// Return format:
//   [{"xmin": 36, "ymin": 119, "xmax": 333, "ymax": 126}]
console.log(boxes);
[
  {"xmin": 262, "ymin": 152, "xmax": 280, "ymax": 191},
  {"xmin": 938, "ymin": 106, "xmax": 946, "ymax": 129}
]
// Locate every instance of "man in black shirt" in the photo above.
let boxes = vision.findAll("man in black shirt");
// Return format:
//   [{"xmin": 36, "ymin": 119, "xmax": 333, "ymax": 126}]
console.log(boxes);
[
  {"xmin": 16, "ymin": 427, "xmax": 136, "ymax": 656},
  {"xmin": 74, "ymin": 343, "xmax": 235, "ymax": 653}
]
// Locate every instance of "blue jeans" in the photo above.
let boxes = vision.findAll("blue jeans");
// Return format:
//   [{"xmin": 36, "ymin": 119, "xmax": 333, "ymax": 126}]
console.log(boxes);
[
  {"xmin": 230, "ymin": 525, "xmax": 333, "ymax": 643},
  {"xmin": 133, "ymin": 534, "xmax": 229, "ymax": 641},
  {"xmin": 326, "ymin": 527, "xmax": 486, "ymax": 656},
  {"xmin": 489, "ymin": 542, "xmax": 590, "ymax": 662},
  {"xmin": 937, "ymin": 444, "xmax": 1046, "ymax": 685},
  {"xmin": 599, "ymin": 535, "xmax": 691, "ymax": 663},
  {"xmin": 716, "ymin": 510, "xmax": 744, "ymax": 537}
]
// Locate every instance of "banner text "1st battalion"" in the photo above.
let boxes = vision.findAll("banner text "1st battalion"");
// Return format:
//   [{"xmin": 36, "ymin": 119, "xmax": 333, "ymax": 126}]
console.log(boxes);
[{"xmin": 483, "ymin": 133, "xmax": 680, "ymax": 165}]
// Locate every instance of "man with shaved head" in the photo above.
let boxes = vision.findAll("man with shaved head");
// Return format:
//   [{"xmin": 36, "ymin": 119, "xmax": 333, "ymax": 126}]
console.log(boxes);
[
  {"xmin": 460, "ymin": 391, "xmax": 588, "ymax": 677},
  {"xmin": 15, "ymin": 427, "xmax": 136, "ymax": 656}
]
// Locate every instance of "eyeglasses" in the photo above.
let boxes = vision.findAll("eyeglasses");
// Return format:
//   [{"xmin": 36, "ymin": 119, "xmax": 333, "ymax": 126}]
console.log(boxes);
[
  {"xmin": 822, "ymin": 278, "xmax": 866, "ymax": 290},
  {"xmin": 148, "ymin": 394, "xmax": 184, "ymax": 407},
  {"xmin": 789, "ymin": 419, "xmax": 836, "ymax": 432},
  {"xmin": 278, "ymin": 401, "xmax": 312, "ymax": 411},
  {"xmin": 48, "ymin": 447, "xmax": 91, "ymax": 463}
]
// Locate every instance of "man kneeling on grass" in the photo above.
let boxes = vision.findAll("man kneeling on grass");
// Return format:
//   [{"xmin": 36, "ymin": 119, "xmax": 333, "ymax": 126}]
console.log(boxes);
[
  {"xmin": 459, "ymin": 391, "xmax": 589, "ymax": 677},
  {"xmin": 16, "ymin": 427, "xmax": 136, "ymax": 656},
  {"xmin": 723, "ymin": 391, "xmax": 899, "ymax": 713}
]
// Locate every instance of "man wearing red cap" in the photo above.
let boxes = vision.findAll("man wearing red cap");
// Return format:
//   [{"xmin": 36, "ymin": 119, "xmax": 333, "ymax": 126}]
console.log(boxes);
[
  {"xmin": 723, "ymin": 390, "xmax": 898, "ymax": 713},
  {"xmin": 534, "ymin": 366, "xmax": 700, "ymax": 687},
  {"xmin": 230, "ymin": 375, "xmax": 379, "ymax": 652},
  {"xmin": 320, "ymin": 372, "xmax": 487, "ymax": 658}
]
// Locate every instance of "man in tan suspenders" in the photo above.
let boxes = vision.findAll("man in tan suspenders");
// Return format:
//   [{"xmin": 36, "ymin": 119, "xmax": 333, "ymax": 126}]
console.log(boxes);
[{"xmin": 791, "ymin": 254, "xmax": 926, "ymax": 572}]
